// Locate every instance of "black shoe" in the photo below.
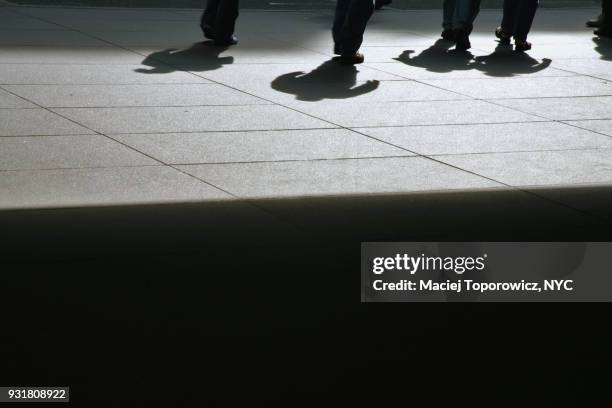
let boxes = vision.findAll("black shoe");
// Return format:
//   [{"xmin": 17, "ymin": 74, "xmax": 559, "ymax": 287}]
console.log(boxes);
[
  {"xmin": 495, "ymin": 26, "xmax": 511, "ymax": 45},
  {"xmin": 200, "ymin": 24, "xmax": 215, "ymax": 40},
  {"xmin": 335, "ymin": 52, "xmax": 365, "ymax": 65},
  {"xmin": 514, "ymin": 40, "xmax": 532, "ymax": 52},
  {"xmin": 594, "ymin": 28, "xmax": 612, "ymax": 38},
  {"xmin": 374, "ymin": 0, "xmax": 392, "ymax": 10},
  {"xmin": 587, "ymin": 14, "xmax": 603, "ymax": 28},
  {"xmin": 214, "ymin": 35, "xmax": 238, "ymax": 46},
  {"xmin": 454, "ymin": 29, "xmax": 471, "ymax": 51},
  {"xmin": 441, "ymin": 29, "xmax": 455, "ymax": 42}
]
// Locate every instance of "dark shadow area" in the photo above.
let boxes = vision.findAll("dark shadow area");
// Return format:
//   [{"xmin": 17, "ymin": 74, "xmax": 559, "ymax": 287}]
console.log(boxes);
[
  {"xmin": 395, "ymin": 39, "xmax": 475, "ymax": 74},
  {"xmin": 1, "ymin": 186, "xmax": 612, "ymax": 405},
  {"xmin": 271, "ymin": 59, "xmax": 379, "ymax": 101},
  {"xmin": 593, "ymin": 35, "xmax": 612, "ymax": 61},
  {"xmin": 395, "ymin": 39, "xmax": 552, "ymax": 77},
  {"xmin": 470, "ymin": 44, "xmax": 552, "ymax": 77},
  {"xmin": 135, "ymin": 41, "xmax": 232, "ymax": 74}
]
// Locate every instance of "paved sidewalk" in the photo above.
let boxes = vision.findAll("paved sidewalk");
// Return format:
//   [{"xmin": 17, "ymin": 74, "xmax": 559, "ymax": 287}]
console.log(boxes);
[{"xmin": 1, "ymin": 4, "xmax": 612, "ymax": 226}]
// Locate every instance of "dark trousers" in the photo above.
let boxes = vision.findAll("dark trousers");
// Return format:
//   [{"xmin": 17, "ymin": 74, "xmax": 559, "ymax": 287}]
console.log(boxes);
[
  {"xmin": 333, "ymin": 0, "xmax": 375, "ymax": 55},
  {"xmin": 201, "ymin": 0, "xmax": 239, "ymax": 41},
  {"xmin": 442, "ymin": 0, "xmax": 481, "ymax": 31},
  {"xmin": 501, "ymin": 0, "xmax": 538, "ymax": 41},
  {"xmin": 603, "ymin": 0, "xmax": 612, "ymax": 29}
]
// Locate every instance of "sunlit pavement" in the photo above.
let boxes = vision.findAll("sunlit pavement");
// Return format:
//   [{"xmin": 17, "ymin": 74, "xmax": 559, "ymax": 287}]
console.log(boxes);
[{"xmin": 1, "ymin": 3, "xmax": 612, "ymax": 230}]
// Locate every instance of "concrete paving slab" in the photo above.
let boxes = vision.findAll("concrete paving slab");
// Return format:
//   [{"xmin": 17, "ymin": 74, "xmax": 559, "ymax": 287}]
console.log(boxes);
[
  {"xmin": 0, "ymin": 45, "xmax": 146, "ymax": 64},
  {"xmin": 423, "ymin": 76, "xmax": 612, "ymax": 99},
  {"xmin": 355, "ymin": 122, "xmax": 612, "ymax": 155},
  {"xmin": 245, "ymin": 77, "xmax": 467, "ymax": 105},
  {"xmin": 0, "ymin": 135, "xmax": 156, "ymax": 170},
  {"xmin": 132, "ymin": 43, "xmax": 330, "ymax": 65},
  {"xmin": 177, "ymin": 156, "xmax": 501, "ymax": 199},
  {"xmin": 497, "ymin": 96, "xmax": 612, "ymax": 121},
  {"xmin": 437, "ymin": 148, "xmax": 612, "ymax": 187},
  {"xmin": 58, "ymin": 19, "xmax": 203, "ymax": 32},
  {"xmin": 524, "ymin": 42, "xmax": 611, "ymax": 60},
  {"xmin": 0, "ymin": 16, "xmax": 67, "ymax": 30},
  {"xmin": 0, "ymin": 165, "xmax": 231, "ymax": 210},
  {"xmin": 4, "ymin": 84, "xmax": 268, "ymax": 108},
  {"xmin": 552, "ymin": 58, "xmax": 612, "ymax": 81},
  {"xmin": 0, "ymin": 108, "xmax": 93, "ymax": 136},
  {"xmin": 53, "ymin": 105, "xmax": 335, "ymax": 134},
  {"xmin": 15, "ymin": 8, "xmax": 190, "ymax": 21},
  {"xmin": 197, "ymin": 62, "xmax": 404, "ymax": 85},
  {"xmin": 365, "ymin": 56, "xmax": 573, "ymax": 80},
  {"xmin": 89, "ymin": 30, "xmax": 214, "ymax": 47},
  {"xmin": 565, "ymin": 119, "xmax": 612, "ymax": 137},
  {"xmin": 112, "ymin": 128, "xmax": 409, "ymax": 164},
  {"xmin": 0, "ymin": 63, "xmax": 209, "ymax": 85},
  {"xmin": 285, "ymin": 99, "xmax": 541, "ymax": 128},
  {"xmin": 276, "ymin": 30, "xmax": 434, "ymax": 50},
  {"xmin": 359, "ymin": 45, "xmax": 481, "ymax": 64},
  {"xmin": 0, "ymin": 88, "xmax": 36, "ymax": 108},
  {"xmin": 0, "ymin": 29, "xmax": 112, "ymax": 47}
]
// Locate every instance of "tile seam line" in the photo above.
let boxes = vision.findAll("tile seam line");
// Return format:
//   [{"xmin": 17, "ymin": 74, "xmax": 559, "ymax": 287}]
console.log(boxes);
[
  {"xmin": 0, "ymin": 126, "xmax": 340, "ymax": 137},
  {"xmin": 162, "ymin": 145, "xmax": 612, "ymax": 166},
  {"xmin": 7, "ymin": 103, "xmax": 275, "ymax": 109},
  {"xmin": 0, "ymin": 164, "xmax": 164, "ymax": 173}
]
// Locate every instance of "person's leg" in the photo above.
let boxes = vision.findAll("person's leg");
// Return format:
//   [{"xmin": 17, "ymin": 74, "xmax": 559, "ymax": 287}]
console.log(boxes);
[
  {"xmin": 453, "ymin": 0, "xmax": 480, "ymax": 31},
  {"xmin": 587, "ymin": 0, "xmax": 603, "ymax": 27},
  {"xmin": 442, "ymin": 0, "xmax": 456, "ymax": 30},
  {"xmin": 201, "ymin": 0, "xmax": 220, "ymax": 39},
  {"xmin": 598, "ymin": 0, "xmax": 612, "ymax": 35},
  {"xmin": 214, "ymin": 0, "xmax": 240, "ymax": 44},
  {"xmin": 334, "ymin": 0, "xmax": 375, "ymax": 62},
  {"xmin": 332, "ymin": 0, "xmax": 351, "ymax": 54},
  {"xmin": 495, "ymin": 0, "xmax": 516, "ymax": 44},
  {"xmin": 514, "ymin": 0, "xmax": 538, "ymax": 42},
  {"xmin": 466, "ymin": 0, "xmax": 481, "ymax": 33},
  {"xmin": 453, "ymin": 0, "xmax": 480, "ymax": 50},
  {"xmin": 441, "ymin": 0, "xmax": 456, "ymax": 40},
  {"xmin": 500, "ymin": 0, "xmax": 518, "ymax": 35}
]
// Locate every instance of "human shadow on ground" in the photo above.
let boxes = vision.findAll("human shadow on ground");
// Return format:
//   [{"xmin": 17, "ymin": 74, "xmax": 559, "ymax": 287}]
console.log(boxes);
[
  {"xmin": 394, "ymin": 39, "xmax": 474, "ymax": 74},
  {"xmin": 470, "ymin": 44, "xmax": 552, "ymax": 77},
  {"xmin": 395, "ymin": 40, "xmax": 552, "ymax": 77},
  {"xmin": 271, "ymin": 59, "xmax": 379, "ymax": 101},
  {"xmin": 135, "ymin": 41, "xmax": 232, "ymax": 74},
  {"xmin": 593, "ymin": 36, "xmax": 612, "ymax": 61}
]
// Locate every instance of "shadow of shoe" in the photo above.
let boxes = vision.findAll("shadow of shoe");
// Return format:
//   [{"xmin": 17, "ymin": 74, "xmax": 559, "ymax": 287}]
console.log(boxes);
[
  {"xmin": 270, "ymin": 59, "xmax": 379, "ymax": 102},
  {"xmin": 470, "ymin": 44, "xmax": 552, "ymax": 77},
  {"xmin": 593, "ymin": 36, "xmax": 612, "ymax": 61},
  {"xmin": 394, "ymin": 39, "xmax": 474, "ymax": 74},
  {"xmin": 134, "ymin": 41, "xmax": 233, "ymax": 74}
]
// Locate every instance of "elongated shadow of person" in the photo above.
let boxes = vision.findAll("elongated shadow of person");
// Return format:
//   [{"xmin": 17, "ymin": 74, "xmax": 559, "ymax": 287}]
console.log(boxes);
[
  {"xmin": 270, "ymin": 59, "xmax": 379, "ymax": 102},
  {"xmin": 394, "ymin": 39, "xmax": 474, "ymax": 74},
  {"xmin": 135, "ymin": 41, "xmax": 233, "ymax": 74},
  {"xmin": 470, "ymin": 44, "xmax": 551, "ymax": 77},
  {"xmin": 593, "ymin": 36, "xmax": 612, "ymax": 61}
]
